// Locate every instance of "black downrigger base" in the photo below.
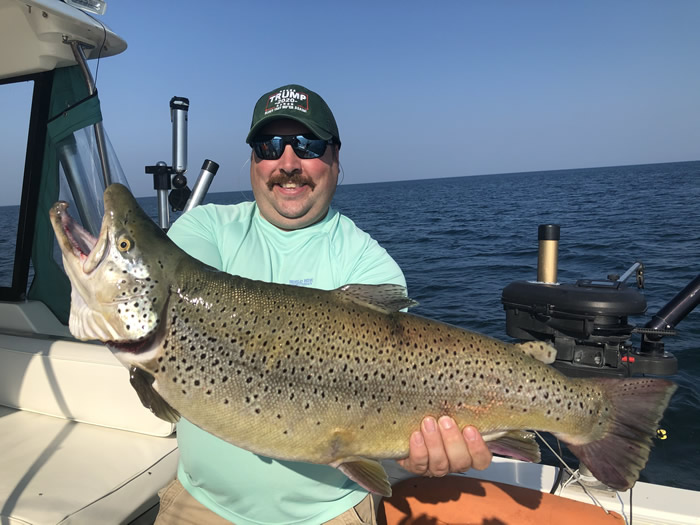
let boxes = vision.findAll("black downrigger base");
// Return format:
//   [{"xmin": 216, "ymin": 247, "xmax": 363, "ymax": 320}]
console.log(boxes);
[{"xmin": 501, "ymin": 225, "xmax": 699, "ymax": 378}]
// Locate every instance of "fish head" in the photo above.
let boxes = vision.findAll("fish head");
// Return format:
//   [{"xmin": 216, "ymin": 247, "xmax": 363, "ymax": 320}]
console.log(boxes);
[{"xmin": 50, "ymin": 183, "xmax": 178, "ymax": 345}]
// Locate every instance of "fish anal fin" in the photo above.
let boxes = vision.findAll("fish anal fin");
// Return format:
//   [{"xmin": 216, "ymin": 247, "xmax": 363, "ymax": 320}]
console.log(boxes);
[
  {"xmin": 484, "ymin": 430, "xmax": 541, "ymax": 463},
  {"xmin": 129, "ymin": 365, "xmax": 181, "ymax": 423},
  {"xmin": 561, "ymin": 378, "xmax": 677, "ymax": 491},
  {"xmin": 333, "ymin": 284, "xmax": 417, "ymax": 314},
  {"xmin": 331, "ymin": 456, "xmax": 392, "ymax": 497},
  {"xmin": 513, "ymin": 341, "xmax": 557, "ymax": 364}
]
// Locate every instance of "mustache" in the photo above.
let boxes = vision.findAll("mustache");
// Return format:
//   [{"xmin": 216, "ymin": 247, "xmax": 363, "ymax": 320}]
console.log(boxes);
[{"xmin": 266, "ymin": 173, "xmax": 317, "ymax": 191}]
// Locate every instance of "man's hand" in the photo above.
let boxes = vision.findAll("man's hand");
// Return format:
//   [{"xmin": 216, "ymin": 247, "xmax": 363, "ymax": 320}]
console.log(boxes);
[{"xmin": 397, "ymin": 417, "xmax": 492, "ymax": 476}]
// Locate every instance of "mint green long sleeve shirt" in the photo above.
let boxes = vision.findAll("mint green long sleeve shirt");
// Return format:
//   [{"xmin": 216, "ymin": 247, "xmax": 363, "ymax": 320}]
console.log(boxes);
[{"xmin": 167, "ymin": 201, "xmax": 405, "ymax": 524}]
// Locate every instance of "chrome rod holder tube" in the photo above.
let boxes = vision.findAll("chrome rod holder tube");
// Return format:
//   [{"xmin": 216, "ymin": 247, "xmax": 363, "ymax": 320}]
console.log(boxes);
[
  {"xmin": 170, "ymin": 97, "xmax": 189, "ymax": 176},
  {"xmin": 184, "ymin": 160, "xmax": 219, "ymax": 212},
  {"xmin": 68, "ymin": 40, "xmax": 112, "ymax": 188}
]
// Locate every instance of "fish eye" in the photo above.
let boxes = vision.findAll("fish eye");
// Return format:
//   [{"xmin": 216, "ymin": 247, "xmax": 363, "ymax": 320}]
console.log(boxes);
[{"xmin": 117, "ymin": 236, "xmax": 132, "ymax": 252}]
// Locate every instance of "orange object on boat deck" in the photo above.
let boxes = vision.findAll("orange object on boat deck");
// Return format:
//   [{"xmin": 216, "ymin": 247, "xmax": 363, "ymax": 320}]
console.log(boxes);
[{"xmin": 378, "ymin": 476, "xmax": 624, "ymax": 525}]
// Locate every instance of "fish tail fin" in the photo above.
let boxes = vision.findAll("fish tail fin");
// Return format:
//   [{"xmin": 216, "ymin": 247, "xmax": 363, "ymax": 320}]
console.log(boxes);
[{"xmin": 564, "ymin": 377, "xmax": 676, "ymax": 491}]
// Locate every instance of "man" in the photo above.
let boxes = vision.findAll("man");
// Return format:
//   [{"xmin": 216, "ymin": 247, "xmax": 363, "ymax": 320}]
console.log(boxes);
[{"xmin": 155, "ymin": 84, "xmax": 492, "ymax": 524}]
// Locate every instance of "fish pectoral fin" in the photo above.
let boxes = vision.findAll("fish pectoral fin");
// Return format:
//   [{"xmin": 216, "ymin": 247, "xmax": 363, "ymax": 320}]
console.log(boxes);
[
  {"xmin": 331, "ymin": 456, "xmax": 392, "ymax": 497},
  {"xmin": 513, "ymin": 341, "xmax": 557, "ymax": 364},
  {"xmin": 129, "ymin": 366, "xmax": 181, "ymax": 423},
  {"xmin": 484, "ymin": 430, "xmax": 541, "ymax": 463},
  {"xmin": 333, "ymin": 284, "xmax": 417, "ymax": 314}
]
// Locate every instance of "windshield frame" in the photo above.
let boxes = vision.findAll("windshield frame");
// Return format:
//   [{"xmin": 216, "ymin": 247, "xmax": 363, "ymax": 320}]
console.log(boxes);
[{"xmin": 0, "ymin": 71, "xmax": 52, "ymax": 301}]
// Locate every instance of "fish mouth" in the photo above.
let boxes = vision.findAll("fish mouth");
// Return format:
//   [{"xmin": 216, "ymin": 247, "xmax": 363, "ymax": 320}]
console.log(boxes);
[
  {"xmin": 50, "ymin": 201, "xmax": 108, "ymax": 274},
  {"xmin": 108, "ymin": 335, "xmax": 155, "ymax": 354}
]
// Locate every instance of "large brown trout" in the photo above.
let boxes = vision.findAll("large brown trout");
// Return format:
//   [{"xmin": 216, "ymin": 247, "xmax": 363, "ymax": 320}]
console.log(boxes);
[{"xmin": 50, "ymin": 184, "xmax": 675, "ymax": 497}]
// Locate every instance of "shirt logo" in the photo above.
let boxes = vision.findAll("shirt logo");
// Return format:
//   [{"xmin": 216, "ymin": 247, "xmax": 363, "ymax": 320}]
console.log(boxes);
[
  {"xmin": 289, "ymin": 278, "xmax": 313, "ymax": 287},
  {"xmin": 265, "ymin": 88, "xmax": 309, "ymax": 115}
]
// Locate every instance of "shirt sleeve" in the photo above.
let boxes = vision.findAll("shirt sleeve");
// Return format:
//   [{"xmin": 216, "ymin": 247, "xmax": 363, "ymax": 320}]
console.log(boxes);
[
  {"xmin": 345, "ymin": 237, "xmax": 406, "ymax": 288},
  {"xmin": 167, "ymin": 206, "xmax": 224, "ymax": 270}
]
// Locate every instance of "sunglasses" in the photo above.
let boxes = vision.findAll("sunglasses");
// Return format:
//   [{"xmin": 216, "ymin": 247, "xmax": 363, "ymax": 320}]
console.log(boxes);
[{"xmin": 250, "ymin": 134, "xmax": 334, "ymax": 160}]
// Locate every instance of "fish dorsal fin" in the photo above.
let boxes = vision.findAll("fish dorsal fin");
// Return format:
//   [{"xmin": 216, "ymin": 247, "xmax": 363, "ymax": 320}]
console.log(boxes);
[
  {"xmin": 331, "ymin": 456, "xmax": 392, "ymax": 497},
  {"xmin": 129, "ymin": 366, "xmax": 181, "ymax": 423},
  {"xmin": 333, "ymin": 284, "xmax": 417, "ymax": 314},
  {"xmin": 513, "ymin": 341, "xmax": 557, "ymax": 364}
]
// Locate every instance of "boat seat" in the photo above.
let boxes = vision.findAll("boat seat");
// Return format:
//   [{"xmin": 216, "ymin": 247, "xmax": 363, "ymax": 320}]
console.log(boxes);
[
  {"xmin": 0, "ymin": 303, "xmax": 178, "ymax": 524},
  {"xmin": 379, "ymin": 476, "xmax": 625, "ymax": 524},
  {"xmin": 0, "ymin": 407, "xmax": 178, "ymax": 524}
]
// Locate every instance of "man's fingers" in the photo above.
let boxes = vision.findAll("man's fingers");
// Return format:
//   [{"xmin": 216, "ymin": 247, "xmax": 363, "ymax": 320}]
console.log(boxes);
[
  {"xmin": 397, "ymin": 430, "xmax": 429, "ymax": 474},
  {"xmin": 463, "ymin": 425, "xmax": 493, "ymax": 470},
  {"xmin": 437, "ymin": 416, "xmax": 472, "ymax": 472},
  {"xmin": 399, "ymin": 419, "xmax": 493, "ymax": 477},
  {"xmin": 421, "ymin": 417, "xmax": 450, "ymax": 476}
]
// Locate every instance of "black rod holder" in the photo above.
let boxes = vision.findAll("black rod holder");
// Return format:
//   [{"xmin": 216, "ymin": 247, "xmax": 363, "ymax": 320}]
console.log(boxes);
[{"xmin": 644, "ymin": 274, "xmax": 700, "ymax": 341}]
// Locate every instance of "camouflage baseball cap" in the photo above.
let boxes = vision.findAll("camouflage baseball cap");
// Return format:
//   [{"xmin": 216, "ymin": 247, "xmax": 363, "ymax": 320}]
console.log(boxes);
[{"xmin": 246, "ymin": 84, "xmax": 341, "ymax": 146}]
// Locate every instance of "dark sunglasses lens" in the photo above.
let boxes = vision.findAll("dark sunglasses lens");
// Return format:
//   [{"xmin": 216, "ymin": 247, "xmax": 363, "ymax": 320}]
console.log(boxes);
[
  {"xmin": 252, "ymin": 138, "xmax": 284, "ymax": 160},
  {"xmin": 252, "ymin": 135, "xmax": 330, "ymax": 160},
  {"xmin": 293, "ymin": 136, "xmax": 328, "ymax": 159}
]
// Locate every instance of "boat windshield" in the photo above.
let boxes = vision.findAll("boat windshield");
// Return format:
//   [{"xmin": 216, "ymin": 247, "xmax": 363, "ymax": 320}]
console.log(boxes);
[
  {"xmin": 0, "ymin": 80, "xmax": 32, "ymax": 291},
  {"xmin": 56, "ymin": 117, "xmax": 129, "ymax": 236},
  {"xmin": 0, "ymin": 66, "xmax": 131, "ymax": 323}
]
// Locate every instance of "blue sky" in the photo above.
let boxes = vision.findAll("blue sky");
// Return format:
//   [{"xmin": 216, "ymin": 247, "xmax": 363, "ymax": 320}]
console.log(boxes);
[{"xmin": 4, "ymin": 1, "xmax": 700, "ymax": 202}]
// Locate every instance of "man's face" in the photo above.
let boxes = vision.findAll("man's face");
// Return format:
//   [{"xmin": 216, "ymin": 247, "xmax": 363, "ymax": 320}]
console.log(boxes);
[{"xmin": 250, "ymin": 119, "xmax": 339, "ymax": 230}]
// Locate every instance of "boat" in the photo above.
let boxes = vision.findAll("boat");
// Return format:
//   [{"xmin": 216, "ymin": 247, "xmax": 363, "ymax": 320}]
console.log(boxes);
[
  {"xmin": 0, "ymin": 1, "xmax": 178, "ymax": 523},
  {"xmin": 1, "ymin": 1, "xmax": 698, "ymax": 523}
]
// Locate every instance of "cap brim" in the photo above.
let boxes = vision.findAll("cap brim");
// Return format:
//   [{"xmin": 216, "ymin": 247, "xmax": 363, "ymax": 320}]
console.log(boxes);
[{"xmin": 246, "ymin": 113, "xmax": 334, "ymax": 143}]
